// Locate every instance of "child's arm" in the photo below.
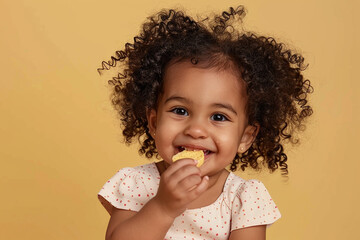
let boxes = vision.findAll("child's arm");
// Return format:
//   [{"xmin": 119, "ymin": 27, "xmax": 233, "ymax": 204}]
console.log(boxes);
[
  {"xmin": 105, "ymin": 199, "xmax": 174, "ymax": 240},
  {"xmin": 229, "ymin": 225, "xmax": 266, "ymax": 240},
  {"xmin": 105, "ymin": 159, "xmax": 209, "ymax": 240}
]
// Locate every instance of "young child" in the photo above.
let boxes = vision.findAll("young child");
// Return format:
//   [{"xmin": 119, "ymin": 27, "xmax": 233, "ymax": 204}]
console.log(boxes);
[{"xmin": 97, "ymin": 6, "xmax": 313, "ymax": 240}]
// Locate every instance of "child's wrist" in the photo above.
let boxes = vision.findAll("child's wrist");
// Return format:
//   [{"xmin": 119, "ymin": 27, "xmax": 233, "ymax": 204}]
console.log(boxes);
[{"xmin": 149, "ymin": 196, "xmax": 180, "ymax": 221}]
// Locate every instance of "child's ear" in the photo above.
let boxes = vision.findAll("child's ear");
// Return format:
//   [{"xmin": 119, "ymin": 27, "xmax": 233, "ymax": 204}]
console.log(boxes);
[
  {"xmin": 238, "ymin": 123, "xmax": 260, "ymax": 153},
  {"xmin": 146, "ymin": 108, "xmax": 157, "ymax": 138}
]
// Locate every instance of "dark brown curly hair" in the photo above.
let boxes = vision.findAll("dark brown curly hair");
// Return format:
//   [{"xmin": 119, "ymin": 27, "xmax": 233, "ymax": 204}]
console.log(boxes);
[{"xmin": 98, "ymin": 6, "xmax": 313, "ymax": 176}]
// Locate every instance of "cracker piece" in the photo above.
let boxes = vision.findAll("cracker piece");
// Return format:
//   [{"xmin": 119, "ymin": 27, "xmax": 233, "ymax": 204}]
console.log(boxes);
[{"xmin": 172, "ymin": 150, "xmax": 204, "ymax": 167}]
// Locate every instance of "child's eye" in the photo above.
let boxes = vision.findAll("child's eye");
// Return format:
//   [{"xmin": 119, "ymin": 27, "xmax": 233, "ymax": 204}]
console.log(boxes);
[
  {"xmin": 171, "ymin": 107, "xmax": 189, "ymax": 116},
  {"xmin": 211, "ymin": 113, "xmax": 229, "ymax": 121}
]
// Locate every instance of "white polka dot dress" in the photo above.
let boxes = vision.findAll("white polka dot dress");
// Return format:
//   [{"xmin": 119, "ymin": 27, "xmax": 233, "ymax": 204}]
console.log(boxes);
[{"xmin": 98, "ymin": 163, "xmax": 281, "ymax": 239}]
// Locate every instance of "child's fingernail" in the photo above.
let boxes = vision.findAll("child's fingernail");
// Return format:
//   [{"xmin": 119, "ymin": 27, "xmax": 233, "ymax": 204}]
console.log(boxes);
[
  {"xmin": 193, "ymin": 159, "xmax": 198, "ymax": 164},
  {"xmin": 204, "ymin": 176, "xmax": 209, "ymax": 181}
]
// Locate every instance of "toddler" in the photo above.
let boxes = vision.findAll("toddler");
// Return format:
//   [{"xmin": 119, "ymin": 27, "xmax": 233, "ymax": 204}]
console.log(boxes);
[{"xmin": 97, "ymin": 6, "xmax": 313, "ymax": 240}]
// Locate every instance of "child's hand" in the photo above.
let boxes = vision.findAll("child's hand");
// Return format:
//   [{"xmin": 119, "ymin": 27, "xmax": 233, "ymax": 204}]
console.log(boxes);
[{"xmin": 153, "ymin": 159, "xmax": 209, "ymax": 219}]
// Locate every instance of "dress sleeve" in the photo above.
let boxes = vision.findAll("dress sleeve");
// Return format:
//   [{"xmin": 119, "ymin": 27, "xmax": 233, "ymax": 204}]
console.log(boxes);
[
  {"xmin": 231, "ymin": 179, "xmax": 281, "ymax": 230},
  {"xmin": 98, "ymin": 167, "xmax": 155, "ymax": 214}
]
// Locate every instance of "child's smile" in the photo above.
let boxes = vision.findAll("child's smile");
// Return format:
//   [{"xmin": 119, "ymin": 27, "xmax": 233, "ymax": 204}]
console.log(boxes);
[{"xmin": 147, "ymin": 60, "xmax": 258, "ymax": 177}]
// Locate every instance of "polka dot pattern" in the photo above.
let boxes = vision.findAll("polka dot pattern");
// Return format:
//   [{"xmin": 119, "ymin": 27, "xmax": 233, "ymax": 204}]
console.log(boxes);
[
  {"xmin": 230, "ymin": 180, "xmax": 281, "ymax": 230},
  {"xmin": 98, "ymin": 163, "xmax": 281, "ymax": 239}
]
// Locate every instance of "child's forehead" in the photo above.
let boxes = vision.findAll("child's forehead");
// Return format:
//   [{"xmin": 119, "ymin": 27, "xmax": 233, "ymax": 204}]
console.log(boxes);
[
  {"xmin": 164, "ymin": 56, "xmax": 241, "ymax": 76},
  {"xmin": 161, "ymin": 60, "xmax": 248, "ymax": 102}
]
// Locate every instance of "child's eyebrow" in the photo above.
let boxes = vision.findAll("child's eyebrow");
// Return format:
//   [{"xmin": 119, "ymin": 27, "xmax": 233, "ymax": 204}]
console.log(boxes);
[
  {"xmin": 212, "ymin": 103, "xmax": 237, "ymax": 116},
  {"xmin": 164, "ymin": 96, "xmax": 191, "ymax": 104},
  {"xmin": 165, "ymin": 96, "xmax": 237, "ymax": 115}
]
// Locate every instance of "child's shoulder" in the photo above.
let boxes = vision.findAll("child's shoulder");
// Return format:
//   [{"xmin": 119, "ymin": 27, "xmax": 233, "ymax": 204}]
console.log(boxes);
[
  {"xmin": 132, "ymin": 162, "xmax": 159, "ymax": 175},
  {"xmin": 226, "ymin": 172, "xmax": 264, "ymax": 188},
  {"xmin": 224, "ymin": 173, "xmax": 273, "ymax": 201},
  {"xmin": 224, "ymin": 173, "xmax": 281, "ymax": 228},
  {"xmin": 110, "ymin": 162, "xmax": 160, "ymax": 185},
  {"xmin": 111, "ymin": 162, "xmax": 159, "ymax": 176},
  {"xmin": 98, "ymin": 163, "xmax": 160, "ymax": 213}
]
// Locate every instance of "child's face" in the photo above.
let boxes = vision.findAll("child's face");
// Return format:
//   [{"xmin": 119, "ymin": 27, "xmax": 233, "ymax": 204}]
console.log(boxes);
[{"xmin": 147, "ymin": 61, "xmax": 258, "ymax": 177}]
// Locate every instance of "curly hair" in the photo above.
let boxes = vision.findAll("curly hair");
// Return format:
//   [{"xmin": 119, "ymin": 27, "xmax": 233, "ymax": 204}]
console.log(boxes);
[{"xmin": 98, "ymin": 6, "xmax": 313, "ymax": 176}]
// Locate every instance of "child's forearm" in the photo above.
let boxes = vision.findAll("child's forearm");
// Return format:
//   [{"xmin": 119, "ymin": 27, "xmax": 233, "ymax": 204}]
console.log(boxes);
[{"xmin": 107, "ymin": 198, "xmax": 175, "ymax": 240}]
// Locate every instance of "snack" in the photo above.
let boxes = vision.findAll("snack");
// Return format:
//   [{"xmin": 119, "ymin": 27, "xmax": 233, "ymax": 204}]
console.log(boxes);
[{"xmin": 172, "ymin": 150, "xmax": 204, "ymax": 167}]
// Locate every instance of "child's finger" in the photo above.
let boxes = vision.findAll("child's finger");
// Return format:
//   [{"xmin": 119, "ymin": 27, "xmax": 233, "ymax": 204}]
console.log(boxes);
[
  {"xmin": 177, "ymin": 174, "xmax": 202, "ymax": 192},
  {"xmin": 164, "ymin": 164, "xmax": 201, "ymax": 190},
  {"xmin": 162, "ymin": 158, "xmax": 197, "ymax": 179},
  {"xmin": 187, "ymin": 176, "xmax": 209, "ymax": 200}
]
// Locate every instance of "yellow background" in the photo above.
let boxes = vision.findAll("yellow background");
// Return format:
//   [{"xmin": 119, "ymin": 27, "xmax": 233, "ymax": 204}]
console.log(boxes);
[{"xmin": 1, "ymin": 0, "xmax": 359, "ymax": 239}]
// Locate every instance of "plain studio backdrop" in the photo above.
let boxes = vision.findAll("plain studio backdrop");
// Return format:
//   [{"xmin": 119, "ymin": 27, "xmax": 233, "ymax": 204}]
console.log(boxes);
[{"xmin": 0, "ymin": 0, "xmax": 359, "ymax": 239}]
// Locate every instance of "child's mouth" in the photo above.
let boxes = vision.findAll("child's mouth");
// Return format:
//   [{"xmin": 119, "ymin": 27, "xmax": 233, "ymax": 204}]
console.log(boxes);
[{"xmin": 178, "ymin": 146, "xmax": 212, "ymax": 155}]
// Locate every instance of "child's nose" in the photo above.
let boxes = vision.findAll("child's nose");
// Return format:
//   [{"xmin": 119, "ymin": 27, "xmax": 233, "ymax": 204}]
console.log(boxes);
[{"xmin": 183, "ymin": 118, "xmax": 208, "ymax": 139}]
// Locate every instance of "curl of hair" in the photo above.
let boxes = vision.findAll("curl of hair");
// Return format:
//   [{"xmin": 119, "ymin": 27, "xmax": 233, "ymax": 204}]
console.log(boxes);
[{"xmin": 98, "ymin": 6, "xmax": 313, "ymax": 176}]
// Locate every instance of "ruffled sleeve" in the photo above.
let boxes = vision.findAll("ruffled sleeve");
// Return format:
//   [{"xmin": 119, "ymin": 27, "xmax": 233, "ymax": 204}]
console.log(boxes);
[
  {"xmin": 231, "ymin": 179, "xmax": 281, "ymax": 230},
  {"xmin": 98, "ymin": 164, "xmax": 159, "ymax": 215}
]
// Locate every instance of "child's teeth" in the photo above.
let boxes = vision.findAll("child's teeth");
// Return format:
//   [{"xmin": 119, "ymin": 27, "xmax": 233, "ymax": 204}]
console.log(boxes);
[{"xmin": 182, "ymin": 147, "xmax": 210, "ymax": 154}]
